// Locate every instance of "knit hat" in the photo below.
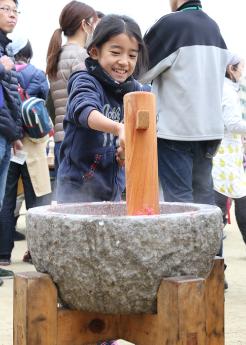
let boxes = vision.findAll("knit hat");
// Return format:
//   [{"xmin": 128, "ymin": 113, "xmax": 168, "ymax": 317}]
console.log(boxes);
[
  {"xmin": 8, "ymin": 36, "xmax": 28, "ymax": 56},
  {"xmin": 228, "ymin": 52, "xmax": 241, "ymax": 66}
]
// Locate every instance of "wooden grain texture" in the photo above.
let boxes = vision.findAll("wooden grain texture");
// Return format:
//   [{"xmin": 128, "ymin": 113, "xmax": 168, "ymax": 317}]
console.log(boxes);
[
  {"xmin": 57, "ymin": 310, "xmax": 120, "ymax": 345},
  {"xmin": 205, "ymin": 257, "xmax": 224, "ymax": 345},
  {"xmin": 124, "ymin": 92, "xmax": 159, "ymax": 216},
  {"xmin": 156, "ymin": 276, "xmax": 205, "ymax": 345},
  {"xmin": 13, "ymin": 272, "xmax": 57, "ymax": 345},
  {"xmin": 13, "ymin": 259, "xmax": 224, "ymax": 345}
]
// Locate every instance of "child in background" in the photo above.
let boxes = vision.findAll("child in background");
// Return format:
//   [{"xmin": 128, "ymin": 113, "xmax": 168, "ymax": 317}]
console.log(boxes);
[
  {"xmin": 213, "ymin": 54, "xmax": 246, "ymax": 247},
  {"xmin": 57, "ymin": 14, "xmax": 148, "ymax": 203}
]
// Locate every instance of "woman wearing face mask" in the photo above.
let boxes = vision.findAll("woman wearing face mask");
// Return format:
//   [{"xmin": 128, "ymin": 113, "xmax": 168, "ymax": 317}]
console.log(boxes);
[
  {"xmin": 212, "ymin": 54, "xmax": 246, "ymax": 250},
  {"xmin": 46, "ymin": 1, "xmax": 98, "ymax": 189}
]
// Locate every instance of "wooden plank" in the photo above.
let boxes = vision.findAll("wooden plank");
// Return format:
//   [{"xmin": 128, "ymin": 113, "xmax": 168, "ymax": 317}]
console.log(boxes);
[
  {"xmin": 13, "ymin": 272, "xmax": 58, "ymax": 345},
  {"xmin": 124, "ymin": 91, "xmax": 159, "ymax": 216},
  {"xmin": 14, "ymin": 274, "xmax": 27, "ymax": 345},
  {"xmin": 57, "ymin": 310, "xmax": 120, "ymax": 345},
  {"xmin": 205, "ymin": 257, "xmax": 224, "ymax": 345},
  {"xmin": 156, "ymin": 276, "xmax": 206, "ymax": 345},
  {"xmin": 119, "ymin": 313, "xmax": 158, "ymax": 345}
]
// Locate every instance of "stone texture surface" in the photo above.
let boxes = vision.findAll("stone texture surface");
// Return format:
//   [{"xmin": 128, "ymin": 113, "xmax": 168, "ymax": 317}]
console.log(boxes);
[{"xmin": 26, "ymin": 202, "xmax": 223, "ymax": 314}]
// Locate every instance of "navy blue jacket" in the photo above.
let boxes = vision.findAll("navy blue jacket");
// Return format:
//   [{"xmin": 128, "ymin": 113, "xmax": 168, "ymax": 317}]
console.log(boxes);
[
  {"xmin": 58, "ymin": 58, "xmax": 145, "ymax": 202},
  {"xmin": 0, "ymin": 31, "xmax": 23, "ymax": 142},
  {"xmin": 16, "ymin": 63, "xmax": 49, "ymax": 100}
]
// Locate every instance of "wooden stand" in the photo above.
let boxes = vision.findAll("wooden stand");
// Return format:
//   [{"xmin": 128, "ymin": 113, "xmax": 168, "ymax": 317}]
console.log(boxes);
[{"xmin": 13, "ymin": 257, "xmax": 224, "ymax": 345}]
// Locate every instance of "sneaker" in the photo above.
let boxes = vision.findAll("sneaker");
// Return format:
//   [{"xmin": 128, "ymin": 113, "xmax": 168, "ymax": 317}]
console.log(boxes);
[
  {"xmin": 0, "ymin": 267, "xmax": 14, "ymax": 277},
  {"xmin": 14, "ymin": 231, "xmax": 26, "ymax": 241},
  {"xmin": 23, "ymin": 251, "xmax": 32, "ymax": 264},
  {"xmin": 0, "ymin": 255, "xmax": 11, "ymax": 266}
]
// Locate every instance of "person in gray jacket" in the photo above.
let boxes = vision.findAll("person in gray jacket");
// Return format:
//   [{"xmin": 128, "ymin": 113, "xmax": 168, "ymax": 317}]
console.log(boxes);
[
  {"xmin": 46, "ymin": 1, "xmax": 98, "ymax": 180},
  {"xmin": 141, "ymin": 0, "xmax": 229, "ymax": 204}
]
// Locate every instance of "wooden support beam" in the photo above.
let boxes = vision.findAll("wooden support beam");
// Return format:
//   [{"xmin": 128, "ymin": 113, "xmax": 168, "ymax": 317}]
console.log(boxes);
[
  {"xmin": 13, "ymin": 272, "xmax": 57, "ymax": 345},
  {"xmin": 156, "ymin": 276, "xmax": 206, "ymax": 345},
  {"xmin": 57, "ymin": 310, "xmax": 120, "ymax": 345},
  {"xmin": 13, "ymin": 258, "xmax": 224, "ymax": 345},
  {"xmin": 205, "ymin": 257, "xmax": 224, "ymax": 345}
]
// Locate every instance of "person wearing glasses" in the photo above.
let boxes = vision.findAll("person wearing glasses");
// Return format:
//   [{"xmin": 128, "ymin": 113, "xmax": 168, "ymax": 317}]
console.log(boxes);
[
  {"xmin": 46, "ymin": 1, "xmax": 98, "ymax": 196},
  {"xmin": 0, "ymin": 0, "xmax": 23, "ymax": 284}
]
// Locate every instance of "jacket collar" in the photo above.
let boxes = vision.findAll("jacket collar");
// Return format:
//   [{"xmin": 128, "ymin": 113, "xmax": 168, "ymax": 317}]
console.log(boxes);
[
  {"xmin": 177, "ymin": 0, "xmax": 202, "ymax": 11},
  {"xmin": 0, "ymin": 30, "xmax": 12, "ymax": 51},
  {"xmin": 85, "ymin": 57, "xmax": 136, "ymax": 97}
]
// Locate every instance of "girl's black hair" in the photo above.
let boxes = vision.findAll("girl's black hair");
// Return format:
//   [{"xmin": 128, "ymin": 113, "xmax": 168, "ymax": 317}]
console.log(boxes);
[
  {"xmin": 87, "ymin": 14, "xmax": 149, "ymax": 79},
  {"xmin": 14, "ymin": 40, "xmax": 33, "ymax": 62}
]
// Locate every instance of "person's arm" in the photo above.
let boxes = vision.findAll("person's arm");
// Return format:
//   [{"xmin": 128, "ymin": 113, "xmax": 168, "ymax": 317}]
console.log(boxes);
[
  {"xmin": 88, "ymin": 109, "xmax": 123, "ymax": 136},
  {"xmin": 88, "ymin": 110, "xmax": 125, "ymax": 157},
  {"xmin": 223, "ymin": 86, "xmax": 246, "ymax": 134}
]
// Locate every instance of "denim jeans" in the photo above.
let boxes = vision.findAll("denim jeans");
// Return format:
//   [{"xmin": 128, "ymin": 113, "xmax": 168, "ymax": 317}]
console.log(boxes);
[
  {"xmin": 0, "ymin": 135, "xmax": 11, "ymax": 210},
  {"xmin": 54, "ymin": 141, "xmax": 61, "ymax": 178},
  {"xmin": 0, "ymin": 161, "xmax": 51, "ymax": 257},
  {"xmin": 158, "ymin": 138, "xmax": 215, "ymax": 205}
]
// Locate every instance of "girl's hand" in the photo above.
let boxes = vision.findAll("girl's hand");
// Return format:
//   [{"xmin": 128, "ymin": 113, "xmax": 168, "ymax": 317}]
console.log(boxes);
[
  {"xmin": 115, "ymin": 123, "xmax": 125, "ymax": 167},
  {"xmin": 116, "ymin": 146, "xmax": 125, "ymax": 167}
]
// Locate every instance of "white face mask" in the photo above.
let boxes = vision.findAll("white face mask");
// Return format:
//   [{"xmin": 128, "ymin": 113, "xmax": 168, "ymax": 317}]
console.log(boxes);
[{"xmin": 84, "ymin": 31, "xmax": 93, "ymax": 49}]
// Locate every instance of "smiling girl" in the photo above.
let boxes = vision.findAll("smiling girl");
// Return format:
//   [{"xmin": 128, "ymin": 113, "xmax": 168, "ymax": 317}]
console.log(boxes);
[{"xmin": 56, "ymin": 14, "xmax": 148, "ymax": 203}]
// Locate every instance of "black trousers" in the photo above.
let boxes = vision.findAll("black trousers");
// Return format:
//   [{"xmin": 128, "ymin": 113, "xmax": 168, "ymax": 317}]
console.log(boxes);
[{"xmin": 214, "ymin": 191, "xmax": 246, "ymax": 245}]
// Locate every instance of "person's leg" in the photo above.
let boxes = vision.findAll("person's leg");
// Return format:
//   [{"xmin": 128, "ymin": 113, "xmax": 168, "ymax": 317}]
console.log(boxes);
[
  {"xmin": 54, "ymin": 141, "xmax": 62, "ymax": 177},
  {"xmin": 52, "ymin": 141, "xmax": 62, "ymax": 201},
  {"xmin": 157, "ymin": 139, "xmax": 193, "ymax": 202},
  {"xmin": 21, "ymin": 163, "xmax": 39, "ymax": 209},
  {"xmin": 0, "ymin": 135, "xmax": 11, "ymax": 210},
  {"xmin": 234, "ymin": 197, "xmax": 246, "ymax": 245},
  {"xmin": 192, "ymin": 142, "xmax": 215, "ymax": 205},
  {"xmin": 214, "ymin": 191, "xmax": 228, "ymax": 225},
  {"xmin": 0, "ymin": 162, "xmax": 20, "ymax": 264}
]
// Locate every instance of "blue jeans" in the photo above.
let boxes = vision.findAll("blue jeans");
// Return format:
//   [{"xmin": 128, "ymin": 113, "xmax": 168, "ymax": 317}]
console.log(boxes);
[
  {"xmin": 0, "ymin": 135, "xmax": 11, "ymax": 211},
  {"xmin": 54, "ymin": 141, "xmax": 62, "ymax": 178},
  {"xmin": 158, "ymin": 139, "xmax": 215, "ymax": 205},
  {"xmin": 0, "ymin": 161, "xmax": 51, "ymax": 257}
]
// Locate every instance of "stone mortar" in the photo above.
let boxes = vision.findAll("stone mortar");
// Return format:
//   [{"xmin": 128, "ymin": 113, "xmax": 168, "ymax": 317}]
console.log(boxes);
[{"xmin": 26, "ymin": 201, "xmax": 223, "ymax": 314}]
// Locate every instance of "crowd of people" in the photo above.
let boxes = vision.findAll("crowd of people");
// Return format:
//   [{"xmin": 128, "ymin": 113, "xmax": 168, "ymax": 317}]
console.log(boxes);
[{"xmin": 0, "ymin": 0, "xmax": 246, "ymax": 288}]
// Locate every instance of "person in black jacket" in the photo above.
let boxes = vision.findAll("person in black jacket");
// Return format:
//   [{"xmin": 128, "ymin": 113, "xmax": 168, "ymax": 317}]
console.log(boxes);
[
  {"xmin": 0, "ymin": 0, "xmax": 23, "ymax": 283},
  {"xmin": 0, "ymin": 37, "xmax": 51, "ymax": 267}
]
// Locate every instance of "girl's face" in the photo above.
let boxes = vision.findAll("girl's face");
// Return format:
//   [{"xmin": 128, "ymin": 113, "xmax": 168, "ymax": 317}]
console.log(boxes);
[{"xmin": 91, "ymin": 33, "xmax": 139, "ymax": 83}]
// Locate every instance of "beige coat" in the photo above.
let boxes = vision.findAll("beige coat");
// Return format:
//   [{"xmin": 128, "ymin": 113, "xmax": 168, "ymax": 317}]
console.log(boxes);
[
  {"xmin": 50, "ymin": 43, "xmax": 88, "ymax": 143},
  {"xmin": 22, "ymin": 135, "xmax": 51, "ymax": 197}
]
